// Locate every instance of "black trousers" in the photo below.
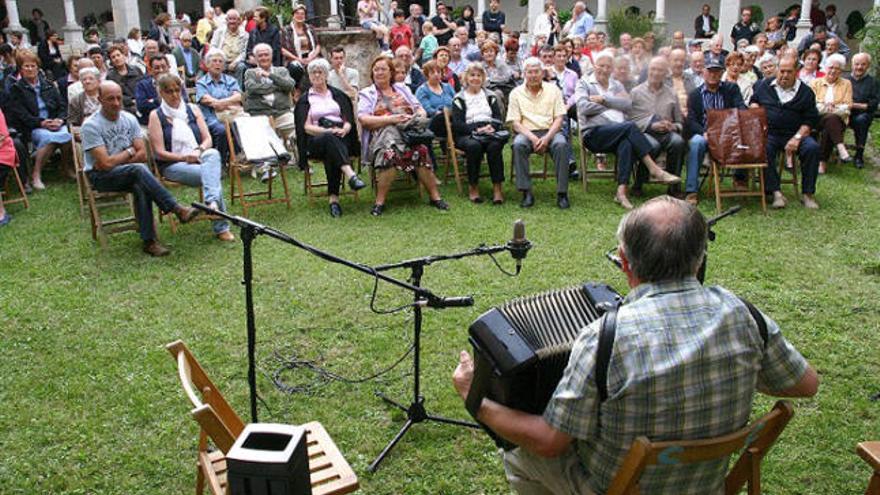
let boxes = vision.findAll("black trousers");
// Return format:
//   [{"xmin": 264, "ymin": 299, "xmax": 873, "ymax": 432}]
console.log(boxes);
[
  {"xmin": 456, "ymin": 135, "xmax": 505, "ymax": 185},
  {"xmin": 308, "ymin": 132, "xmax": 349, "ymax": 196},
  {"xmin": 850, "ymin": 111, "xmax": 874, "ymax": 154}
]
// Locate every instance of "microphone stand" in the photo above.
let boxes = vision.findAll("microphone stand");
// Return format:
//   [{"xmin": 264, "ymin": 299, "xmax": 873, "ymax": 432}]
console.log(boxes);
[{"xmin": 368, "ymin": 244, "xmax": 519, "ymax": 473}]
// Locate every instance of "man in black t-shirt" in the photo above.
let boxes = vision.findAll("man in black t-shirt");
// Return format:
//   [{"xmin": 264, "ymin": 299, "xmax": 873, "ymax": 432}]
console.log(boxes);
[
  {"xmin": 730, "ymin": 7, "xmax": 758, "ymax": 47},
  {"xmin": 431, "ymin": 2, "xmax": 457, "ymax": 46}
]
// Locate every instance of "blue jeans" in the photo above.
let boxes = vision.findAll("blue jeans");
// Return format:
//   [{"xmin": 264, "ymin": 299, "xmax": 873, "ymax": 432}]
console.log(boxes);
[
  {"xmin": 686, "ymin": 134, "xmax": 708, "ymax": 194},
  {"xmin": 161, "ymin": 149, "xmax": 230, "ymax": 234},
  {"xmin": 87, "ymin": 163, "xmax": 178, "ymax": 241}
]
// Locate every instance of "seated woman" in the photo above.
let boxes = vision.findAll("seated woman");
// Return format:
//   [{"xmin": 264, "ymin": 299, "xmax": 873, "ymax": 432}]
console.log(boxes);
[
  {"xmin": 68, "ymin": 67, "xmax": 102, "ymax": 127},
  {"xmin": 7, "ymin": 49, "xmax": 73, "ymax": 190},
  {"xmin": 357, "ymin": 55, "xmax": 449, "ymax": 216},
  {"xmin": 0, "ymin": 108, "xmax": 22, "ymax": 226},
  {"xmin": 415, "ymin": 60, "xmax": 456, "ymax": 143},
  {"xmin": 432, "ymin": 47, "xmax": 460, "ymax": 91},
  {"xmin": 482, "ymin": 40, "xmax": 516, "ymax": 107},
  {"xmin": 810, "ymin": 53, "xmax": 853, "ymax": 174},
  {"xmin": 798, "ymin": 48, "xmax": 825, "ymax": 85},
  {"xmin": 722, "ymin": 51, "xmax": 756, "ymax": 103},
  {"xmin": 451, "ymin": 63, "xmax": 506, "ymax": 204},
  {"xmin": 293, "ymin": 59, "xmax": 366, "ymax": 218},
  {"xmin": 147, "ymin": 73, "xmax": 234, "ymax": 242}
]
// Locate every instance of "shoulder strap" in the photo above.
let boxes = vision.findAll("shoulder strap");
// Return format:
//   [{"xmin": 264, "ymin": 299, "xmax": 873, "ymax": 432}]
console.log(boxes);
[
  {"xmin": 738, "ymin": 296, "xmax": 769, "ymax": 348},
  {"xmin": 596, "ymin": 307, "xmax": 618, "ymax": 403}
]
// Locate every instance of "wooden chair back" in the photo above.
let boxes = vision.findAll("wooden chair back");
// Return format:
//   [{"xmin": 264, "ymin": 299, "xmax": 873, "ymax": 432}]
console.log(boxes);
[
  {"xmin": 441, "ymin": 107, "xmax": 463, "ymax": 194},
  {"xmin": 224, "ymin": 116, "xmax": 292, "ymax": 217},
  {"xmin": 606, "ymin": 400, "xmax": 794, "ymax": 495},
  {"xmin": 858, "ymin": 441, "xmax": 880, "ymax": 495},
  {"xmin": 166, "ymin": 340, "xmax": 245, "ymax": 454}
]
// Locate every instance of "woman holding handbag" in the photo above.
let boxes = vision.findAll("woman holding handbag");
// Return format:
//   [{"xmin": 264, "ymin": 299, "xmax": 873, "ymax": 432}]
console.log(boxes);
[{"xmin": 451, "ymin": 63, "xmax": 507, "ymax": 204}]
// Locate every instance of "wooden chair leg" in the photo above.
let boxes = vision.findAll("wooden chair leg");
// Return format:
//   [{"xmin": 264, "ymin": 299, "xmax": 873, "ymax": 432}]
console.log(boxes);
[
  {"xmin": 279, "ymin": 165, "xmax": 292, "ymax": 209},
  {"xmin": 12, "ymin": 167, "xmax": 29, "ymax": 209},
  {"xmin": 712, "ymin": 162, "xmax": 723, "ymax": 213},
  {"xmin": 866, "ymin": 472, "xmax": 880, "ymax": 495},
  {"xmin": 196, "ymin": 463, "xmax": 205, "ymax": 495},
  {"xmin": 758, "ymin": 168, "xmax": 767, "ymax": 213}
]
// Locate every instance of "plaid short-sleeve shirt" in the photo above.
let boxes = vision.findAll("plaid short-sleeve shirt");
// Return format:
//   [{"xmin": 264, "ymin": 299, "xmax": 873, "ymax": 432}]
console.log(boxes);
[{"xmin": 543, "ymin": 278, "xmax": 809, "ymax": 494}]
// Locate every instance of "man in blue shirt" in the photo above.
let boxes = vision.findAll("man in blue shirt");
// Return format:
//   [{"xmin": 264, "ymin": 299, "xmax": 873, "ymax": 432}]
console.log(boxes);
[
  {"xmin": 196, "ymin": 49, "xmax": 244, "ymax": 164},
  {"xmin": 452, "ymin": 196, "xmax": 818, "ymax": 495},
  {"xmin": 568, "ymin": 2, "xmax": 594, "ymax": 38}
]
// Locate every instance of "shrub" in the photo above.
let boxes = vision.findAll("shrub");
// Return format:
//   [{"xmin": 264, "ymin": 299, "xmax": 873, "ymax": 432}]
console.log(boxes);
[
  {"xmin": 608, "ymin": 7, "xmax": 654, "ymax": 45},
  {"xmin": 857, "ymin": 8, "xmax": 880, "ymax": 77}
]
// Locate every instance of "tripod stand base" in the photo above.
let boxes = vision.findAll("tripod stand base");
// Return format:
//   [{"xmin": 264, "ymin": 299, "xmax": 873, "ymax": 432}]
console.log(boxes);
[{"xmin": 368, "ymin": 392, "xmax": 479, "ymax": 473}]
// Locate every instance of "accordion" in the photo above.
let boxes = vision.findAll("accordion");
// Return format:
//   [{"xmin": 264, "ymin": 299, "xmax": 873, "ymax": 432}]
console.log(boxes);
[{"xmin": 465, "ymin": 282, "xmax": 623, "ymax": 449}]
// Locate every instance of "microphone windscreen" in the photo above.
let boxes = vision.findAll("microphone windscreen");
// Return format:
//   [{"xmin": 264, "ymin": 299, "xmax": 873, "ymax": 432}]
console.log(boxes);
[{"xmin": 513, "ymin": 219, "xmax": 525, "ymax": 243}]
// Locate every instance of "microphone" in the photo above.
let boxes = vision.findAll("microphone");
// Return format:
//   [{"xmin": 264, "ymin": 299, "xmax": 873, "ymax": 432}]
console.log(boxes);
[
  {"xmin": 507, "ymin": 219, "xmax": 532, "ymax": 274},
  {"xmin": 421, "ymin": 296, "xmax": 475, "ymax": 308}
]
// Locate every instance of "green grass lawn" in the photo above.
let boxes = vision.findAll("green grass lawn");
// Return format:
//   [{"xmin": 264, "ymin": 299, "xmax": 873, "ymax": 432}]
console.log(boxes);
[{"xmin": 1, "ymin": 132, "xmax": 879, "ymax": 494}]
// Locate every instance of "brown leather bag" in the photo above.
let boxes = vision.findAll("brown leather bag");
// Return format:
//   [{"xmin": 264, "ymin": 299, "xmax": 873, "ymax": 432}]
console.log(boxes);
[{"xmin": 706, "ymin": 108, "xmax": 769, "ymax": 165}]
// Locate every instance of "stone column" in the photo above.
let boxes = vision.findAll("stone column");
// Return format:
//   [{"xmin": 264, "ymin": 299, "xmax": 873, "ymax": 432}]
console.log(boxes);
[
  {"xmin": 111, "ymin": 0, "xmax": 142, "ymax": 41},
  {"xmin": 793, "ymin": 0, "xmax": 813, "ymax": 48},
  {"xmin": 204, "ymin": 0, "xmax": 212, "ymax": 15},
  {"xmin": 717, "ymin": 0, "xmax": 740, "ymax": 50},
  {"xmin": 594, "ymin": 0, "xmax": 607, "ymax": 33},
  {"xmin": 652, "ymin": 0, "xmax": 666, "ymax": 37},
  {"xmin": 527, "ymin": 0, "xmax": 543, "ymax": 36},
  {"xmin": 3, "ymin": 0, "xmax": 25, "ymax": 35},
  {"xmin": 62, "ymin": 0, "xmax": 85, "ymax": 52},
  {"xmin": 429, "ymin": 0, "xmax": 437, "ymax": 18},
  {"xmin": 476, "ymin": 0, "xmax": 485, "ymax": 30}
]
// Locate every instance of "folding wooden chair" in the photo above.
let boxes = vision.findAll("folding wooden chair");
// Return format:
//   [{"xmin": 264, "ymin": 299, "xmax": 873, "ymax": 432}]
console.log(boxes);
[
  {"xmin": 145, "ymin": 140, "xmax": 220, "ymax": 234},
  {"xmin": 304, "ymin": 153, "xmax": 361, "ymax": 205},
  {"xmin": 858, "ymin": 441, "xmax": 880, "ymax": 495},
  {"xmin": 606, "ymin": 400, "xmax": 794, "ymax": 495},
  {"xmin": 441, "ymin": 107, "xmax": 464, "ymax": 194},
  {"xmin": 508, "ymin": 137, "xmax": 549, "ymax": 184},
  {"xmin": 709, "ymin": 160, "xmax": 768, "ymax": 214},
  {"xmin": 1, "ymin": 164, "xmax": 29, "ymax": 212},
  {"xmin": 74, "ymin": 138, "xmax": 139, "ymax": 248},
  {"xmin": 575, "ymin": 120, "xmax": 618, "ymax": 190},
  {"xmin": 69, "ymin": 125, "xmax": 87, "ymax": 217},
  {"xmin": 165, "ymin": 340, "xmax": 359, "ymax": 495},
  {"xmin": 225, "ymin": 115, "xmax": 292, "ymax": 217},
  {"xmin": 776, "ymin": 152, "xmax": 800, "ymax": 201}
]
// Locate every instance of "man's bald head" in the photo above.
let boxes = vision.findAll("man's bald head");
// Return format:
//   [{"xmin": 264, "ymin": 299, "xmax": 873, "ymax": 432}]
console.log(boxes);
[
  {"xmin": 98, "ymin": 80, "xmax": 122, "ymax": 98},
  {"xmin": 616, "ymin": 196, "xmax": 707, "ymax": 283},
  {"xmin": 98, "ymin": 81, "xmax": 124, "ymax": 119}
]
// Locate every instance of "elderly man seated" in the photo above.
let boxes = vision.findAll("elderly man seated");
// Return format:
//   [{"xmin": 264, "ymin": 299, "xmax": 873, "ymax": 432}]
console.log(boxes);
[
  {"xmin": 244, "ymin": 43, "xmax": 298, "ymax": 152},
  {"xmin": 507, "ymin": 57, "xmax": 571, "ymax": 209},
  {"xmin": 577, "ymin": 50, "xmax": 680, "ymax": 210},
  {"xmin": 452, "ymin": 196, "xmax": 818, "ymax": 495},
  {"xmin": 750, "ymin": 54, "xmax": 821, "ymax": 209},
  {"xmin": 668, "ymin": 48, "xmax": 700, "ymax": 117},
  {"xmin": 684, "ymin": 59, "xmax": 746, "ymax": 205},
  {"xmin": 196, "ymin": 49, "xmax": 245, "ymax": 164},
  {"xmin": 394, "ymin": 45, "xmax": 425, "ymax": 94},
  {"xmin": 135, "ymin": 55, "xmax": 173, "ymax": 125},
  {"xmin": 82, "ymin": 81, "xmax": 200, "ymax": 256},
  {"xmin": 846, "ymin": 53, "xmax": 878, "ymax": 169},
  {"xmin": 630, "ymin": 56, "xmax": 686, "ymax": 197},
  {"xmin": 210, "ymin": 9, "xmax": 249, "ymax": 78}
]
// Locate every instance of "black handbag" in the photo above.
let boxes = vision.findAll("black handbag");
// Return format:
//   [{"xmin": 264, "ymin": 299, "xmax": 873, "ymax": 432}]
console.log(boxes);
[{"xmin": 402, "ymin": 128, "xmax": 435, "ymax": 147}]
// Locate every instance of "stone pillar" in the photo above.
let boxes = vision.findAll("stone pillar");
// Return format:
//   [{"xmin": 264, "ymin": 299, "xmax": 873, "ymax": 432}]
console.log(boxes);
[
  {"xmin": 3, "ymin": 0, "xmax": 25, "ymax": 35},
  {"xmin": 476, "ymin": 0, "xmax": 485, "ymax": 30},
  {"xmin": 527, "ymin": 0, "xmax": 543, "ymax": 36},
  {"xmin": 204, "ymin": 0, "xmax": 212, "ymax": 15},
  {"xmin": 717, "ymin": 0, "xmax": 740, "ymax": 50},
  {"xmin": 594, "ymin": 0, "xmax": 607, "ymax": 33},
  {"xmin": 793, "ymin": 0, "xmax": 813, "ymax": 48},
  {"xmin": 328, "ymin": 0, "xmax": 341, "ymax": 29},
  {"xmin": 652, "ymin": 0, "xmax": 666, "ymax": 38},
  {"xmin": 429, "ymin": 0, "xmax": 437, "ymax": 17},
  {"xmin": 235, "ymin": 0, "xmax": 260, "ymax": 12},
  {"xmin": 62, "ymin": 0, "xmax": 85, "ymax": 52},
  {"xmin": 111, "ymin": 0, "xmax": 142, "ymax": 41}
]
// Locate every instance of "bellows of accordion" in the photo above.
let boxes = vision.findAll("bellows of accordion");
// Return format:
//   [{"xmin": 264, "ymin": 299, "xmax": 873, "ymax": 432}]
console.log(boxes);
[{"xmin": 465, "ymin": 282, "xmax": 622, "ymax": 448}]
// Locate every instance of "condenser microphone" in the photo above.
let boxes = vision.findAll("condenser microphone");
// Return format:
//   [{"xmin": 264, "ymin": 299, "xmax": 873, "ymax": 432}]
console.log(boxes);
[{"xmin": 507, "ymin": 219, "xmax": 532, "ymax": 274}]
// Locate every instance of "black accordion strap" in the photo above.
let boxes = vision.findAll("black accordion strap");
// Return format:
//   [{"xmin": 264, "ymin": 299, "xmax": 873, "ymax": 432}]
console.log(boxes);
[
  {"xmin": 596, "ymin": 308, "xmax": 618, "ymax": 403},
  {"xmin": 738, "ymin": 296, "xmax": 769, "ymax": 348}
]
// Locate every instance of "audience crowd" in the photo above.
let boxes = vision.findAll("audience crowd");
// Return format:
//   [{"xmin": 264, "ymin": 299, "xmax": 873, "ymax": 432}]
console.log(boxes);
[{"xmin": 0, "ymin": 0, "xmax": 877, "ymax": 253}]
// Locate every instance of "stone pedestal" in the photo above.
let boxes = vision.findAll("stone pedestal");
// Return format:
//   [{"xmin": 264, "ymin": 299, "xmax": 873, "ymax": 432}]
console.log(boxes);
[
  {"xmin": 315, "ymin": 28, "xmax": 383, "ymax": 88},
  {"xmin": 62, "ymin": 24, "xmax": 85, "ymax": 53}
]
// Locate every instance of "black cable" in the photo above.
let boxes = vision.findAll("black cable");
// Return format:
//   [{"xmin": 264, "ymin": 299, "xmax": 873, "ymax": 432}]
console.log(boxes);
[
  {"xmin": 487, "ymin": 251, "xmax": 520, "ymax": 277},
  {"xmin": 271, "ymin": 343, "xmax": 415, "ymax": 394},
  {"xmin": 367, "ymin": 266, "xmax": 419, "ymax": 314}
]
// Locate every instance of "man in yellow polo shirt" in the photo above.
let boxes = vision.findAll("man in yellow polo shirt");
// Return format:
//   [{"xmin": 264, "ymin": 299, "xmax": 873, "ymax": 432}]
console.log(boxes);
[{"xmin": 507, "ymin": 57, "xmax": 572, "ymax": 209}]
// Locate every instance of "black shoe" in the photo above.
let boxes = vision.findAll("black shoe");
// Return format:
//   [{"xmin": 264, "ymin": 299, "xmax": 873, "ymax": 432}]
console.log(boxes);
[
  {"xmin": 630, "ymin": 187, "xmax": 644, "ymax": 198},
  {"xmin": 371, "ymin": 203, "xmax": 384, "ymax": 216},
  {"xmin": 430, "ymin": 199, "xmax": 450, "ymax": 211},
  {"xmin": 329, "ymin": 202, "xmax": 342, "ymax": 218},
  {"xmin": 348, "ymin": 175, "xmax": 366, "ymax": 190},
  {"xmin": 469, "ymin": 196, "xmax": 484, "ymax": 204},
  {"xmin": 840, "ymin": 156, "xmax": 853, "ymax": 164},
  {"xmin": 520, "ymin": 190, "xmax": 534, "ymax": 208},
  {"xmin": 568, "ymin": 163, "xmax": 580, "ymax": 180},
  {"xmin": 854, "ymin": 157, "xmax": 864, "ymax": 169},
  {"xmin": 557, "ymin": 193, "xmax": 570, "ymax": 209},
  {"xmin": 492, "ymin": 198, "xmax": 504, "ymax": 205}
]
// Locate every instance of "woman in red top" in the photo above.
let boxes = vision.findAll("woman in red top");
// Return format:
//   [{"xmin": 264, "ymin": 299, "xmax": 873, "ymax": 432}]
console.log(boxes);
[
  {"xmin": 432, "ymin": 47, "xmax": 460, "ymax": 91},
  {"xmin": 0, "ymin": 108, "xmax": 21, "ymax": 226}
]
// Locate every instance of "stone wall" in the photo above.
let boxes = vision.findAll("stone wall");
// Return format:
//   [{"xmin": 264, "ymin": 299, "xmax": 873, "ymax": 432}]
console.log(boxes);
[{"xmin": 315, "ymin": 28, "xmax": 383, "ymax": 88}]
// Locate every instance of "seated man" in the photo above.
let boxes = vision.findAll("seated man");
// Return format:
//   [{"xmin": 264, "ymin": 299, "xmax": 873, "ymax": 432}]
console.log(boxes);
[
  {"xmin": 327, "ymin": 46, "xmax": 360, "ymax": 102},
  {"xmin": 453, "ymin": 196, "xmax": 819, "ymax": 495},
  {"xmin": 507, "ymin": 57, "xmax": 571, "ymax": 209},
  {"xmin": 135, "ymin": 55, "xmax": 171, "ymax": 125},
  {"xmin": 577, "ymin": 51, "xmax": 680, "ymax": 210},
  {"xmin": 243, "ymin": 43, "xmax": 298, "ymax": 150},
  {"xmin": 750, "ymin": 54, "xmax": 821, "ymax": 209},
  {"xmin": 629, "ymin": 56, "xmax": 686, "ymax": 197},
  {"xmin": 82, "ymin": 81, "xmax": 200, "ymax": 256},
  {"xmin": 846, "ymin": 53, "xmax": 878, "ymax": 169},
  {"xmin": 684, "ymin": 59, "xmax": 746, "ymax": 204},
  {"xmin": 172, "ymin": 31, "xmax": 201, "ymax": 87},
  {"xmin": 196, "ymin": 49, "xmax": 244, "ymax": 163},
  {"xmin": 394, "ymin": 45, "xmax": 425, "ymax": 94},
  {"xmin": 210, "ymin": 9, "xmax": 249, "ymax": 78}
]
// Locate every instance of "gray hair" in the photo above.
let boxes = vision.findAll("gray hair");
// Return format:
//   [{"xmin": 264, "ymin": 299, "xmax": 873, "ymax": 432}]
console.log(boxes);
[
  {"xmin": 852, "ymin": 52, "xmax": 872, "ymax": 65},
  {"xmin": 307, "ymin": 58, "xmax": 331, "ymax": 75},
  {"xmin": 593, "ymin": 49, "xmax": 615, "ymax": 65},
  {"xmin": 205, "ymin": 48, "xmax": 226, "ymax": 63},
  {"xmin": 616, "ymin": 196, "xmax": 707, "ymax": 282},
  {"xmin": 78, "ymin": 67, "xmax": 100, "ymax": 79},
  {"xmin": 758, "ymin": 53, "xmax": 778, "ymax": 66},
  {"xmin": 825, "ymin": 53, "xmax": 846, "ymax": 69},
  {"xmin": 253, "ymin": 43, "xmax": 273, "ymax": 55},
  {"xmin": 522, "ymin": 57, "xmax": 543, "ymax": 71}
]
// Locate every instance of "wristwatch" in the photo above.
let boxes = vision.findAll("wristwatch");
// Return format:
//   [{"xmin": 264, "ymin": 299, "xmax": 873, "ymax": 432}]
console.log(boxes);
[
  {"xmin": 793, "ymin": 133, "xmax": 802, "ymax": 140},
  {"xmin": 126, "ymin": 147, "xmax": 135, "ymax": 158}
]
